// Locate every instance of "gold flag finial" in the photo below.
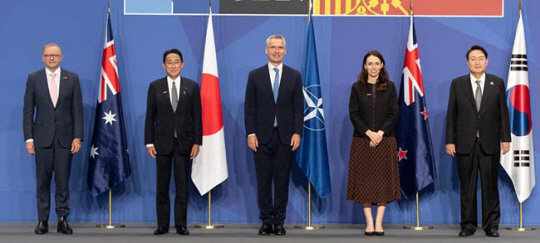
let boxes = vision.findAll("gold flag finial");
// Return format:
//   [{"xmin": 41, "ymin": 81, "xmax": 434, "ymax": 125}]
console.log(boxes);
[{"xmin": 410, "ymin": 0, "xmax": 414, "ymax": 16}]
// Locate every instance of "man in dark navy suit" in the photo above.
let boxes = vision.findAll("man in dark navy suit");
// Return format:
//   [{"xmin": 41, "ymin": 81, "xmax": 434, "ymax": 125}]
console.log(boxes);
[
  {"xmin": 145, "ymin": 49, "xmax": 202, "ymax": 236},
  {"xmin": 445, "ymin": 45, "xmax": 511, "ymax": 238},
  {"xmin": 244, "ymin": 35, "xmax": 304, "ymax": 236},
  {"xmin": 23, "ymin": 43, "xmax": 83, "ymax": 235}
]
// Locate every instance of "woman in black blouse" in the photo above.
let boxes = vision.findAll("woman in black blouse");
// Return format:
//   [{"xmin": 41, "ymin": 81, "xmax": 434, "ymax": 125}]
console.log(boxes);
[{"xmin": 347, "ymin": 50, "xmax": 400, "ymax": 236}]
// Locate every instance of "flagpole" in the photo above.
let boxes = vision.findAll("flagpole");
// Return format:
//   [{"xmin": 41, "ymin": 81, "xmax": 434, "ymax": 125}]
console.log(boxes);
[
  {"xmin": 195, "ymin": 190, "xmax": 225, "ymax": 229},
  {"xmin": 96, "ymin": 189, "xmax": 126, "ymax": 228},
  {"xmin": 295, "ymin": 182, "xmax": 324, "ymax": 230},
  {"xmin": 507, "ymin": 202, "xmax": 536, "ymax": 231},
  {"xmin": 294, "ymin": 0, "xmax": 325, "ymax": 231},
  {"xmin": 403, "ymin": 192, "xmax": 433, "ymax": 230}
]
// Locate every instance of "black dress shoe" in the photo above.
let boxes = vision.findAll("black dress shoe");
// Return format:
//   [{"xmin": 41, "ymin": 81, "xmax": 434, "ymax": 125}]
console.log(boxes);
[
  {"xmin": 176, "ymin": 226, "xmax": 190, "ymax": 235},
  {"xmin": 364, "ymin": 231, "xmax": 375, "ymax": 236},
  {"xmin": 153, "ymin": 227, "xmax": 169, "ymax": 235},
  {"xmin": 274, "ymin": 224, "xmax": 286, "ymax": 235},
  {"xmin": 459, "ymin": 230, "xmax": 474, "ymax": 237},
  {"xmin": 258, "ymin": 223, "xmax": 273, "ymax": 235},
  {"xmin": 486, "ymin": 231, "xmax": 500, "ymax": 237},
  {"xmin": 57, "ymin": 217, "xmax": 73, "ymax": 234},
  {"xmin": 34, "ymin": 221, "xmax": 48, "ymax": 234},
  {"xmin": 374, "ymin": 231, "xmax": 385, "ymax": 236}
]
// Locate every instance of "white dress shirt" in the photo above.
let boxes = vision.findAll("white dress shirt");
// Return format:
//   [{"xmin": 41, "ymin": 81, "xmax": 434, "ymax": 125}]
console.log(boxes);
[
  {"xmin": 268, "ymin": 62, "xmax": 283, "ymax": 93},
  {"xmin": 470, "ymin": 73, "xmax": 485, "ymax": 95}
]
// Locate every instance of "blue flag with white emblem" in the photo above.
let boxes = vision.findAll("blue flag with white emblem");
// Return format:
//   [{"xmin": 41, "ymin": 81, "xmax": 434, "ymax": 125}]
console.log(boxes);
[
  {"xmin": 87, "ymin": 12, "xmax": 131, "ymax": 196},
  {"xmin": 395, "ymin": 16, "xmax": 436, "ymax": 195},
  {"xmin": 295, "ymin": 20, "xmax": 331, "ymax": 198}
]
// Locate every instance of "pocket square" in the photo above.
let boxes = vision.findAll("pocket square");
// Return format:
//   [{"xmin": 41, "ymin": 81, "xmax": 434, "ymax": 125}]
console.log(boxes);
[{"xmin": 489, "ymin": 81, "xmax": 494, "ymax": 85}]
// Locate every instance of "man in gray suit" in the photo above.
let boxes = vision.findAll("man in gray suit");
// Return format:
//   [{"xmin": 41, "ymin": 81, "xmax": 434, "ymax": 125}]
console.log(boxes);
[{"xmin": 23, "ymin": 43, "xmax": 83, "ymax": 235}]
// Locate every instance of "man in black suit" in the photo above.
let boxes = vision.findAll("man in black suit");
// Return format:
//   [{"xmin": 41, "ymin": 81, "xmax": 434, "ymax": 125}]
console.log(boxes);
[
  {"xmin": 445, "ymin": 45, "xmax": 511, "ymax": 238},
  {"xmin": 144, "ymin": 49, "xmax": 202, "ymax": 236},
  {"xmin": 244, "ymin": 35, "xmax": 304, "ymax": 236},
  {"xmin": 23, "ymin": 43, "xmax": 83, "ymax": 235}
]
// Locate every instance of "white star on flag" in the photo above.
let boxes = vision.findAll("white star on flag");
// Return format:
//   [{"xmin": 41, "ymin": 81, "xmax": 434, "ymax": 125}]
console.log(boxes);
[
  {"xmin": 90, "ymin": 145, "xmax": 99, "ymax": 159},
  {"xmin": 303, "ymin": 88, "xmax": 325, "ymax": 122},
  {"xmin": 102, "ymin": 110, "xmax": 117, "ymax": 125}
]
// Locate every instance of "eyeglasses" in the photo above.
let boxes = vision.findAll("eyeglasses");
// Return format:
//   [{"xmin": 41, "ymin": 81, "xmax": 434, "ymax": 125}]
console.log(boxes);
[
  {"xmin": 166, "ymin": 61, "xmax": 182, "ymax": 67},
  {"xmin": 43, "ymin": 54, "xmax": 61, "ymax": 59}
]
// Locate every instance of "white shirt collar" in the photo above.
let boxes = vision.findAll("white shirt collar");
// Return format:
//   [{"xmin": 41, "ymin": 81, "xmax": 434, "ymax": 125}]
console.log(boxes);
[
  {"xmin": 268, "ymin": 62, "xmax": 283, "ymax": 72},
  {"xmin": 45, "ymin": 67, "xmax": 61, "ymax": 77},
  {"xmin": 470, "ymin": 73, "xmax": 486, "ymax": 84}
]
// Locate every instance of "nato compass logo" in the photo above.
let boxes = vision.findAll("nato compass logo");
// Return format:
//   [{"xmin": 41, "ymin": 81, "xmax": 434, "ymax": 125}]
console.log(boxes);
[{"xmin": 303, "ymin": 85, "xmax": 325, "ymax": 131}]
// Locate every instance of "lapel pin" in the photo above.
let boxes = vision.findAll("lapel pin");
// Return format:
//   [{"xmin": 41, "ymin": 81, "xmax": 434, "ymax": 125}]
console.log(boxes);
[
  {"xmin": 63, "ymin": 76, "xmax": 68, "ymax": 80},
  {"xmin": 489, "ymin": 81, "xmax": 494, "ymax": 85}
]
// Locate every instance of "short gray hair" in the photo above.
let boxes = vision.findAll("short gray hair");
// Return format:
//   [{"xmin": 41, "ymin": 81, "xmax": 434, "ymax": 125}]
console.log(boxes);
[
  {"xmin": 266, "ymin": 35, "xmax": 286, "ymax": 48},
  {"xmin": 42, "ymin": 43, "xmax": 62, "ymax": 54}
]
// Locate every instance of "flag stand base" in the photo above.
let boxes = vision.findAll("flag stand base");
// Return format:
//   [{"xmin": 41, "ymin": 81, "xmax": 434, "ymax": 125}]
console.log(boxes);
[
  {"xmin": 403, "ymin": 226, "xmax": 433, "ymax": 230},
  {"xmin": 195, "ymin": 224, "xmax": 225, "ymax": 229},
  {"xmin": 506, "ymin": 227, "xmax": 536, "ymax": 231},
  {"xmin": 96, "ymin": 224, "xmax": 126, "ymax": 229},
  {"xmin": 294, "ymin": 225, "xmax": 325, "ymax": 230}
]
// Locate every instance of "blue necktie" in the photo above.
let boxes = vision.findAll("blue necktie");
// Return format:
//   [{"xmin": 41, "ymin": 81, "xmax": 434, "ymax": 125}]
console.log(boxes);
[
  {"xmin": 273, "ymin": 67, "xmax": 280, "ymax": 126},
  {"xmin": 273, "ymin": 67, "xmax": 280, "ymax": 102}
]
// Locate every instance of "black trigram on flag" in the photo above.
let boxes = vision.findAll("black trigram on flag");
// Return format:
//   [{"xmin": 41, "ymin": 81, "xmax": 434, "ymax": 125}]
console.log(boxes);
[
  {"xmin": 510, "ymin": 54, "xmax": 528, "ymax": 71},
  {"xmin": 513, "ymin": 150, "xmax": 531, "ymax": 167}
]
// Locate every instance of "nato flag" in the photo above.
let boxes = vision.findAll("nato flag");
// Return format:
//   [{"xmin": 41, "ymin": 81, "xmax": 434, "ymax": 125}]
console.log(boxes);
[{"xmin": 295, "ymin": 20, "xmax": 331, "ymax": 198}]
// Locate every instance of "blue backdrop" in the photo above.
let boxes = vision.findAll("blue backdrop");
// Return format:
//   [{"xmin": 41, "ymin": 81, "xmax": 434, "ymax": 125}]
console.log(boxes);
[{"xmin": 1, "ymin": 0, "xmax": 539, "ymax": 225}]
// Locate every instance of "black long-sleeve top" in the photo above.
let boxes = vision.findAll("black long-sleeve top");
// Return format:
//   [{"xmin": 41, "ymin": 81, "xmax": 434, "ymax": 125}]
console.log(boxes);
[{"xmin": 348, "ymin": 81, "xmax": 399, "ymax": 138}]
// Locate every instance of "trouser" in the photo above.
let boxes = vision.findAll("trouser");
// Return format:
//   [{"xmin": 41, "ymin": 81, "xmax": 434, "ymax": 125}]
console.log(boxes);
[
  {"xmin": 155, "ymin": 139, "xmax": 190, "ymax": 229},
  {"xmin": 456, "ymin": 139, "xmax": 500, "ymax": 233},
  {"xmin": 254, "ymin": 128, "xmax": 293, "ymax": 224},
  {"xmin": 35, "ymin": 134, "xmax": 72, "ymax": 221}
]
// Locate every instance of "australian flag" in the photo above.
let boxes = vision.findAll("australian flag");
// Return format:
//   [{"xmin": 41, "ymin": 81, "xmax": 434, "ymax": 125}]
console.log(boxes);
[
  {"xmin": 87, "ymin": 12, "xmax": 131, "ymax": 197},
  {"xmin": 395, "ymin": 16, "xmax": 436, "ymax": 195},
  {"xmin": 295, "ymin": 19, "xmax": 331, "ymax": 198}
]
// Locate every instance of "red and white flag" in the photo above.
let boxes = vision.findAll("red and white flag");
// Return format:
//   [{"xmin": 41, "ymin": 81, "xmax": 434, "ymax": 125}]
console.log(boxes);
[{"xmin": 192, "ymin": 11, "xmax": 228, "ymax": 195}]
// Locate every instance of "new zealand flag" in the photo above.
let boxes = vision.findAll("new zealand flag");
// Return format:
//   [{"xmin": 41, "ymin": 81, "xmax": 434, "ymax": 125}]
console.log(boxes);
[
  {"xmin": 395, "ymin": 16, "xmax": 436, "ymax": 195},
  {"xmin": 87, "ymin": 12, "xmax": 131, "ymax": 197}
]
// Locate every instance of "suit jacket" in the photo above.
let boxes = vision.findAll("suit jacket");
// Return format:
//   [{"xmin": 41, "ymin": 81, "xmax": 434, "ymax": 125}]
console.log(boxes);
[
  {"xmin": 244, "ymin": 64, "xmax": 304, "ymax": 145},
  {"xmin": 23, "ymin": 68, "xmax": 83, "ymax": 148},
  {"xmin": 349, "ymin": 81, "xmax": 399, "ymax": 138},
  {"xmin": 144, "ymin": 77, "xmax": 202, "ymax": 155},
  {"xmin": 445, "ymin": 73, "xmax": 511, "ymax": 155}
]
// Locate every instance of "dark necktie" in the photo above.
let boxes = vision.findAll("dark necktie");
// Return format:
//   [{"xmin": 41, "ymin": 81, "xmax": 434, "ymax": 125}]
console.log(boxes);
[
  {"xmin": 475, "ymin": 80, "xmax": 482, "ymax": 111},
  {"xmin": 475, "ymin": 80, "xmax": 482, "ymax": 137},
  {"xmin": 172, "ymin": 81, "xmax": 178, "ymax": 112}
]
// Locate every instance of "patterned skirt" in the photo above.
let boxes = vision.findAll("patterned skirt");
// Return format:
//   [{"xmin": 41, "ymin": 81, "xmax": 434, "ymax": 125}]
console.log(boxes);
[{"xmin": 347, "ymin": 136, "xmax": 401, "ymax": 204}]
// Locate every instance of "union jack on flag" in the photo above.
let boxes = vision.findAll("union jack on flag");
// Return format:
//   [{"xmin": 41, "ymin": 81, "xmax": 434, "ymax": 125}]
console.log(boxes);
[
  {"xmin": 88, "ymin": 12, "xmax": 131, "ymax": 197},
  {"xmin": 395, "ymin": 16, "xmax": 436, "ymax": 195}
]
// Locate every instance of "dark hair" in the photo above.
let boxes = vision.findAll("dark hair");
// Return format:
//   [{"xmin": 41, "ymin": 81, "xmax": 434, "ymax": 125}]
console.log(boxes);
[
  {"xmin": 466, "ymin": 45, "xmax": 488, "ymax": 60},
  {"xmin": 356, "ymin": 50, "xmax": 389, "ymax": 92},
  {"xmin": 163, "ymin": 49, "xmax": 183, "ymax": 63}
]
